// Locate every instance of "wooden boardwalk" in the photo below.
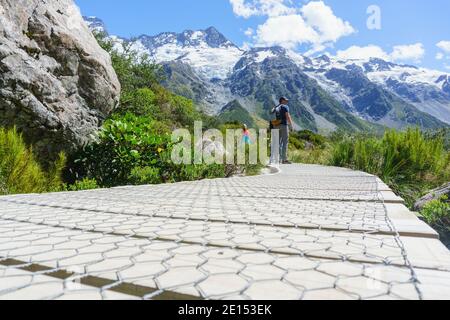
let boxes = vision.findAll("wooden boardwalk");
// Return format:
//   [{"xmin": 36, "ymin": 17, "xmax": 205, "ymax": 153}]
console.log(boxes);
[{"xmin": 1, "ymin": 164, "xmax": 449, "ymax": 300}]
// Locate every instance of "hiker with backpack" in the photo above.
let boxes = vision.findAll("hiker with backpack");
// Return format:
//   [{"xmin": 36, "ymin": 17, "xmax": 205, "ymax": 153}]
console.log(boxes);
[{"xmin": 270, "ymin": 97, "xmax": 294, "ymax": 164}]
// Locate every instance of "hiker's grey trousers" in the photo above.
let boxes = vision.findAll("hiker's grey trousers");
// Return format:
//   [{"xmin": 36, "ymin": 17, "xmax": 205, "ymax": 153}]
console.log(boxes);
[{"xmin": 279, "ymin": 125, "xmax": 289, "ymax": 162}]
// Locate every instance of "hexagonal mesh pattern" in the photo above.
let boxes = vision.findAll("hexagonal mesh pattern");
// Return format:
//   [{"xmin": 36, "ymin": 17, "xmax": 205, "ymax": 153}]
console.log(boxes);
[{"xmin": 0, "ymin": 165, "xmax": 448, "ymax": 300}]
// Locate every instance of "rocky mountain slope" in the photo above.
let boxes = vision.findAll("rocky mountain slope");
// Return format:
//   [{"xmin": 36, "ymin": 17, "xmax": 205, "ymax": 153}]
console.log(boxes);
[
  {"xmin": 0, "ymin": 2, "xmax": 120, "ymax": 159},
  {"xmin": 218, "ymin": 100, "xmax": 256, "ymax": 128},
  {"xmin": 305, "ymin": 57, "xmax": 450, "ymax": 126},
  {"xmin": 86, "ymin": 17, "xmax": 449, "ymax": 132}
]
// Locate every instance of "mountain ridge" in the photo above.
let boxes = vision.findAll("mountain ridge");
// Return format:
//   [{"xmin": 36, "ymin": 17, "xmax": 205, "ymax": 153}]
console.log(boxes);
[{"xmin": 84, "ymin": 16, "xmax": 450, "ymax": 132}]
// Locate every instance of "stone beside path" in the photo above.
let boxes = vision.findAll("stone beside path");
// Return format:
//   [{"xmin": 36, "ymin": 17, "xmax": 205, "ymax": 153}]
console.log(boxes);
[{"xmin": 1, "ymin": 164, "xmax": 450, "ymax": 300}]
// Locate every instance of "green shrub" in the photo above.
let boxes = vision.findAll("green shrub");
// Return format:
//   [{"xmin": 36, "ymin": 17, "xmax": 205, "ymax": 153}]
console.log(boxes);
[
  {"xmin": 330, "ymin": 128, "xmax": 450, "ymax": 206},
  {"xmin": 128, "ymin": 166, "xmax": 163, "ymax": 185},
  {"xmin": 95, "ymin": 33, "xmax": 163, "ymax": 94},
  {"xmin": 294, "ymin": 130, "xmax": 327, "ymax": 148},
  {"xmin": 290, "ymin": 146, "xmax": 333, "ymax": 165},
  {"xmin": 244, "ymin": 164, "xmax": 264, "ymax": 176},
  {"xmin": 120, "ymin": 88, "xmax": 159, "ymax": 117},
  {"xmin": 95, "ymin": 32, "xmax": 204, "ymax": 129},
  {"xmin": 167, "ymin": 163, "xmax": 227, "ymax": 182},
  {"xmin": 0, "ymin": 127, "xmax": 65, "ymax": 194},
  {"xmin": 420, "ymin": 196, "xmax": 450, "ymax": 231},
  {"xmin": 67, "ymin": 111, "xmax": 264, "ymax": 188},
  {"xmin": 65, "ymin": 178, "xmax": 99, "ymax": 192},
  {"xmin": 331, "ymin": 128, "xmax": 449, "ymax": 180},
  {"xmin": 289, "ymin": 134, "xmax": 305, "ymax": 150},
  {"xmin": 353, "ymin": 137, "xmax": 383, "ymax": 175},
  {"xmin": 47, "ymin": 152, "xmax": 67, "ymax": 192},
  {"xmin": 68, "ymin": 113, "xmax": 172, "ymax": 188},
  {"xmin": 420, "ymin": 197, "xmax": 450, "ymax": 247},
  {"xmin": 0, "ymin": 168, "xmax": 8, "ymax": 195},
  {"xmin": 330, "ymin": 135, "xmax": 354, "ymax": 167}
]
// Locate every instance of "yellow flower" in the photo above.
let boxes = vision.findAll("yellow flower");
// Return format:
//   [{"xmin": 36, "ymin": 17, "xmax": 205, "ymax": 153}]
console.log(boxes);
[{"xmin": 157, "ymin": 148, "xmax": 164, "ymax": 153}]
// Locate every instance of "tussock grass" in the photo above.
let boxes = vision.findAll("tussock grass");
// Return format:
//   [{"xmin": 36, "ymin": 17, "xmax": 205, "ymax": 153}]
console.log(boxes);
[
  {"xmin": 330, "ymin": 128, "xmax": 450, "ymax": 206},
  {"xmin": 0, "ymin": 127, "xmax": 65, "ymax": 195},
  {"xmin": 289, "ymin": 128, "xmax": 450, "ymax": 208}
]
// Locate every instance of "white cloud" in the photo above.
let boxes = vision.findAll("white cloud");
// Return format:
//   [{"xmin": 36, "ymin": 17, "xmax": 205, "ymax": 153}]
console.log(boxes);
[
  {"xmin": 229, "ymin": 0, "xmax": 437, "ymax": 67},
  {"xmin": 239, "ymin": 1, "xmax": 355, "ymax": 52},
  {"xmin": 336, "ymin": 43, "xmax": 425, "ymax": 63},
  {"xmin": 390, "ymin": 43, "xmax": 425, "ymax": 63},
  {"xmin": 244, "ymin": 27, "xmax": 254, "ymax": 37},
  {"xmin": 229, "ymin": 0, "xmax": 295, "ymax": 18},
  {"xmin": 229, "ymin": 0, "xmax": 259, "ymax": 18},
  {"xmin": 255, "ymin": 14, "xmax": 319, "ymax": 49},
  {"xmin": 301, "ymin": 1, "xmax": 355, "ymax": 44},
  {"xmin": 437, "ymin": 41, "xmax": 450, "ymax": 53},
  {"xmin": 436, "ymin": 41, "xmax": 450, "ymax": 67},
  {"xmin": 336, "ymin": 45, "xmax": 389, "ymax": 61}
]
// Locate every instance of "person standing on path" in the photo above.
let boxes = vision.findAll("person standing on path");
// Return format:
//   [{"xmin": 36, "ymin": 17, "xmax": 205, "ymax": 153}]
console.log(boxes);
[
  {"xmin": 271, "ymin": 97, "xmax": 294, "ymax": 164},
  {"xmin": 242, "ymin": 124, "xmax": 252, "ymax": 145}
]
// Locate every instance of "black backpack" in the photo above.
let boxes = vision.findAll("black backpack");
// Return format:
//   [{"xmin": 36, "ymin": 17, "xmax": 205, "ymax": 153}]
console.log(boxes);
[{"xmin": 270, "ymin": 105, "xmax": 283, "ymax": 129}]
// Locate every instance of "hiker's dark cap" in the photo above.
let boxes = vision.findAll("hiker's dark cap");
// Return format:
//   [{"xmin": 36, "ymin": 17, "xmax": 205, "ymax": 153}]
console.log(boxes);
[{"xmin": 279, "ymin": 97, "xmax": 289, "ymax": 103}]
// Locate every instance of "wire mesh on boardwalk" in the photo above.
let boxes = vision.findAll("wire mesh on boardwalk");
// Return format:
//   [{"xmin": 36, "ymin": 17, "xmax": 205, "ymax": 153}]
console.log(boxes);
[{"xmin": 0, "ymin": 165, "xmax": 445, "ymax": 300}]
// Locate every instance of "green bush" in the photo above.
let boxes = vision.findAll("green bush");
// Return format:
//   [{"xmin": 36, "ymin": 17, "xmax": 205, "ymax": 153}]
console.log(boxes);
[
  {"xmin": 0, "ymin": 127, "xmax": 65, "ymax": 195},
  {"xmin": 420, "ymin": 196, "xmax": 450, "ymax": 247},
  {"xmin": 420, "ymin": 196, "xmax": 450, "ymax": 226},
  {"xmin": 68, "ymin": 113, "xmax": 172, "ymax": 187},
  {"xmin": 128, "ymin": 166, "xmax": 162, "ymax": 185},
  {"xmin": 166, "ymin": 163, "xmax": 227, "ymax": 182},
  {"xmin": 290, "ymin": 146, "xmax": 333, "ymax": 165},
  {"xmin": 0, "ymin": 167, "xmax": 8, "ymax": 195},
  {"xmin": 332, "ymin": 129, "xmax": 450, "ymax": 182},
  {"xmin": 330, "ymin": 128, "xmax": 450, "ymax": 206},
  {"xmin": 294, "ymin": 130, "xmax": 327, "ymax": 148},
  {"xmin": 95, "ymin": 33, "xmax": 163, "ymax": 94},
  {"xmin": 65, "ymin": 178, "xmax": 99, "ymax": 192},
  {"xmin": 289, "ymin": 134, "xmax": 305, "ymax": 151},
  {"xmin": 67, "ymin": 113, "xmax": 250, "ymax": 187},
  {"xmin": 120, "ymin": 88, "xmax": 159, "ymax": 117}
]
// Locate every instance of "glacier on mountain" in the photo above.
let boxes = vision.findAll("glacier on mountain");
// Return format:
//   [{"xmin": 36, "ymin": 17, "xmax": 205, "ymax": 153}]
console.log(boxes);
[{"xmin": 83, "ymin": 16, "xmax": 450, "ymax": 128}]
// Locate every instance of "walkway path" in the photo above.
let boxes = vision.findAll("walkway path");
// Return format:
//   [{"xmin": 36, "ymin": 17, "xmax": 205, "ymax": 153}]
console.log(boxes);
[{"xmin": 1, "ymin": 164, "xmax": 450, "ymax": 300}]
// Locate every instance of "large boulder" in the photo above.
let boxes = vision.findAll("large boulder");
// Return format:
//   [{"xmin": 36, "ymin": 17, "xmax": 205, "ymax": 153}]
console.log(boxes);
[
  {"xmin": 414, "ymin": 183, "xmax": 450, "ymax": 211},
  {"xmin": 0, "ymin": 0, "xmax": 120, "ymax": 159}
]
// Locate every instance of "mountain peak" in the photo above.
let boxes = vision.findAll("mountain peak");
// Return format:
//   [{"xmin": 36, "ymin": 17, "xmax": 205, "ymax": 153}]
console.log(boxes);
[
  {"xmin": 82, "ymin": 16, "xmax": 237, "ymax": 50},
  {"xmin": 205, "ymin": 26, "xmax": 219, "ymax": 33},
  {"xmin": 362, "ymin": 58, "xmax": 397, "ymax": 72},
  {"xmin": 134, "ymin": 26, "xmax": 237, "ymax": 50},
  {"xmin": 83, "ymin": 16, "xmax": 107, "ymax": 34},
  {"xmin": 317, "ymin": 54, "xmax": 331, "ymax": 62},
  {"xmin": 202, "ymin": 26, "xmax": 236, "ymax": 48}
]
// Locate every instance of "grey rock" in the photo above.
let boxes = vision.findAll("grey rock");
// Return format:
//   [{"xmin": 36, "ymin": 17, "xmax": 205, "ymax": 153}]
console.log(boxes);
[
  {"xmin": 414, "ymin": 183, "xmax": 450, "ymax": 211},
  {"xmin": 0, "ymin": 0, "xmax": 120, "ymax": 159}
]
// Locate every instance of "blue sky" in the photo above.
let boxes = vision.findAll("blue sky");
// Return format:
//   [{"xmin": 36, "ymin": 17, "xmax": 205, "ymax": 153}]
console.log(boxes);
[{"xmin": 75, "ymin": 0, "xmax": 450, "ymax": 71}]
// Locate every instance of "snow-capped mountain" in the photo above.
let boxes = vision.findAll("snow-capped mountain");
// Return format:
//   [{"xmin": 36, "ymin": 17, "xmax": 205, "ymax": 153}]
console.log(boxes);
[
  {"xmin": 304, "ymin": 57, "xmax": 450, "ymax": 124},
  {"xmin": 85, "ymin": 17, "xmax": 450, "ymax": 131},
  {"xmin": 133, "ymin": 27, "xmax": 243, "ymax": 81},
  {"xmin": 84, "ymin": 16, "xmax": 107, "ymax": 34}
]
